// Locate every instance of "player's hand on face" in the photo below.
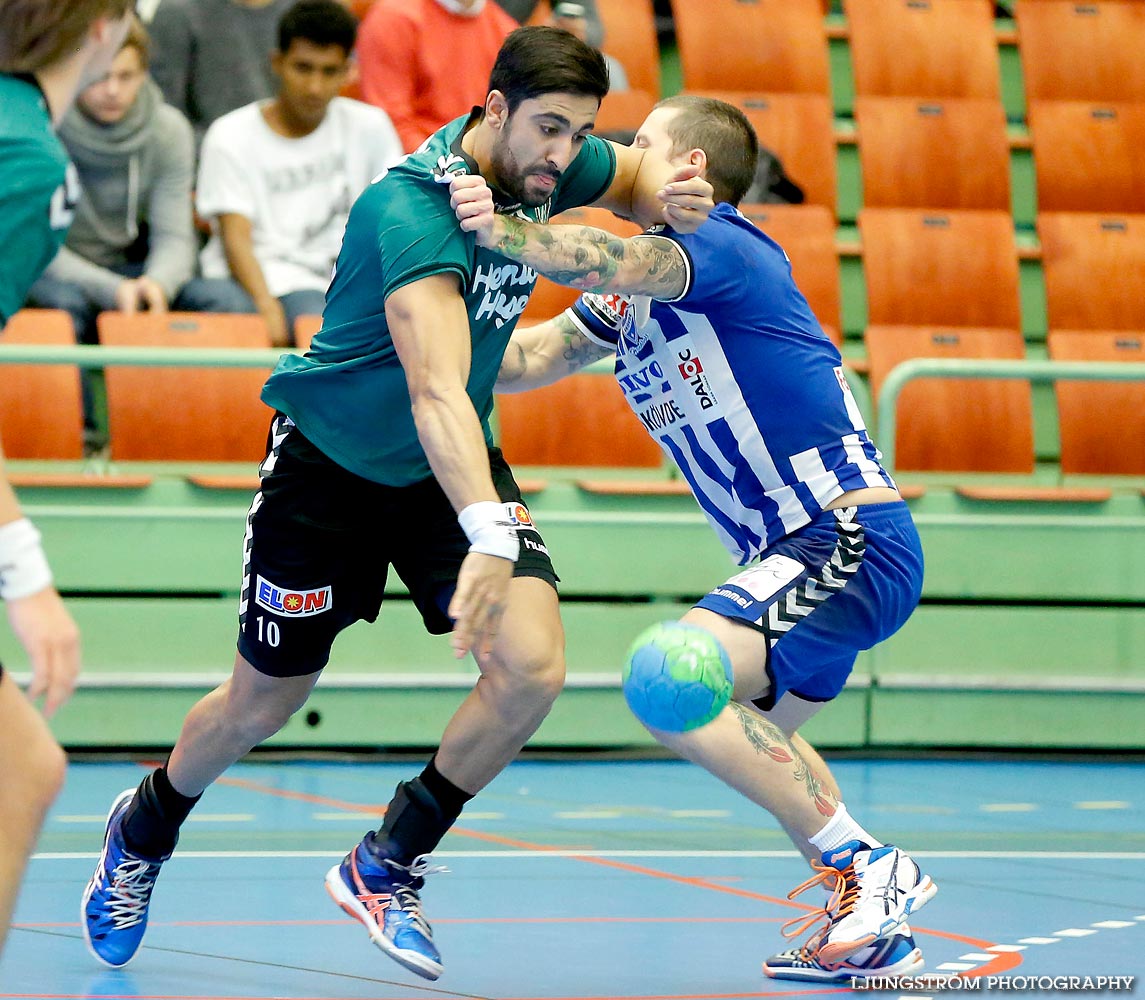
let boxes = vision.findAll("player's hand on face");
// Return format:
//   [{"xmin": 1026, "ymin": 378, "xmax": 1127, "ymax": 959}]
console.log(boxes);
[
  {"xmin": 448, "ymin": 551, "xmax": 514, "ymax": 660},
  {"xmin": 450, "ymin": 174, "xmax": 498, "ymax": 247},
  {"xmin": 659, "ymin": 162, "xmax": 714, "ymax": 233},
  {"xmin": 7, "ymin": 586, "xmax": 81, "ymax": 718}
]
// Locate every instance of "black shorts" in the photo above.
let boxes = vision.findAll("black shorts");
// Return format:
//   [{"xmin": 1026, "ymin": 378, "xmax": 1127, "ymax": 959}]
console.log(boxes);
[{"xmin": 236, "ymin": 416, "xmax": 558, "ymax": 677}]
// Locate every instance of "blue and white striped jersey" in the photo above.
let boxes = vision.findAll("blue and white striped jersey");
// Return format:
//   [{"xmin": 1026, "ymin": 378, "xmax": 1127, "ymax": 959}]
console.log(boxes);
[{"xmin": 568, "ymin": 202, "xmax": 895, "ymax": 565}]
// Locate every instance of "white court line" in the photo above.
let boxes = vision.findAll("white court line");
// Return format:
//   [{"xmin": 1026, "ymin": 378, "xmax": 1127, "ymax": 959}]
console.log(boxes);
[
  {"xmin": 1093, "ymin": 920, "xmax": 1136, "ymax": 929},
  {"xmin": 55, "ymin": 813, "xmax": 253, "ymax": 824},
  {"xmin": 30, "ymin": 849, "xmax": 1145, "ymax": 861},
  {"xmin": 1054, "ymin": 928, "xmax": 1099, "ymax": 937}
]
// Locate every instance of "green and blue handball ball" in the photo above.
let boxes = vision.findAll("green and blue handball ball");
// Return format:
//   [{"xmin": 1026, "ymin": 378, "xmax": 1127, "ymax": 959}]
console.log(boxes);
[{"xmin": 622, "ymin": 621, "xmax": 734, "ymax": 732}]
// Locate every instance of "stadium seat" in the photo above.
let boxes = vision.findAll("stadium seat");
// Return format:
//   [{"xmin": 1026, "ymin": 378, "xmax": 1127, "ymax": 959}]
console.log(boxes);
[
  {"xmin": 1048, "ymin": 329, "xmax": 1145, "ymax": 476},
  {"xmin": 858, "ymin": 209, "xmax": 1021, "ymax": 329},
  {"xmin": 0, "ymin": 309, "xmax": 83, "ymax": 460},
  {"xmin": 594, "ymin": 0, "xmax": 660, "ymax": 134},
  {"xmin": 521, "ymin": 206, "xmax": 640, "ymax": 323},
  {"xmin": 1027, "ymin": 101, "xmax": 1145, "ymax": 213},
  {"xmin": 845, "ymin": 0, "xmax": 1000, "ymax": 99},
  {"xmin": 496, "ymin": 373, "xmax": 663, "ymax": 467},
  {"xmin": 98, "ymin": 312, "xmax": 275, "ymax": 462},
  {"xmin": 670, "ymin": 0, "xmax": 830, "ymax": 95},
  {"xmin": 1038, "ymin": 213, "xmax": 1145, "ymax": 331},
  {"xmin": 688, "ymin": 91, "xmax": 837, "ymax": 215},
  {"xmin": 737, "ymin": 203, "xmax": 842, "ymax": 344},
  {"xmin": 1014, "ymin": 0, "xmax": 1145, "ymax": 102},
  {"xmin": 865, "ymin": 325, "xmax": 1033, "ymax": 473},
  {"xmin": 294, "ymin": 314, "xmax": 322, "ymax": 350},
  {"xmin": 854, "ymin": 97, "xmax": 1011, "ymax": 211}
]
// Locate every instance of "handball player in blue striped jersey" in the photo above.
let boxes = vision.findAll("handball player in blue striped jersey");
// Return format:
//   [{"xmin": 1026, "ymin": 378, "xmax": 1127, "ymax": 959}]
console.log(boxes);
[{"xmin": 450, "ymin": 93, "xmax": 938, "ymax": 982}]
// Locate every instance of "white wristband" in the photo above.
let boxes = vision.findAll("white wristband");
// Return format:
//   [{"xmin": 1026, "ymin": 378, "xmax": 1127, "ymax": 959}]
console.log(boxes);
[
  {"xmin": 0, "ymin": 518, "xmax": 54, "ymax": 601},
  {"xmin": 458, "ymin": 501, "xmax": 520, "ymax": 562}
]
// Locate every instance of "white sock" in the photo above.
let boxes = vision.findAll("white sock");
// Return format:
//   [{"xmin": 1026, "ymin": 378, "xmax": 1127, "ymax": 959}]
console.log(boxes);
[{"xmin": 808, "ymin": 802, "xmax": 884, "ymax": 855}]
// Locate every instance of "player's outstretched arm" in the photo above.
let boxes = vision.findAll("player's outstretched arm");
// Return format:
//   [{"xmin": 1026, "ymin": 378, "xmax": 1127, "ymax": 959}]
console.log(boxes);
[
  {"xmin": 497, "ymin": 311, "xmax": 614, "ymax": 394},
  {"xmin": 386, "ymin": 274, "xmax": 517, "ymax": 660},
  {"xmin": 0, "ymin": 456, "xmax": 80, "ymax": 719}
]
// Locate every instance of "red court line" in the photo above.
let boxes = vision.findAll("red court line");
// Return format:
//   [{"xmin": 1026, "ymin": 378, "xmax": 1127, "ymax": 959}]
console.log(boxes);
[
  {"xmin": 16, "ymin": 915, "xmax": 787, "ymax": 928},
  {"xmin": 0, "ymin": 989, "xmax": 806, "ymax": 998},
  {"xmin": 215, "ymin": 772, "xmax": 1025, "ymax": 982}
]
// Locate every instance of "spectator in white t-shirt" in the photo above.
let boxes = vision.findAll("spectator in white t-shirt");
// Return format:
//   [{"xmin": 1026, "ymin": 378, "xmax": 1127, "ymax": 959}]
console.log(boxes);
[{"xmin": 188, "ymin": 0, "xmax": 402, "ymax": 345}]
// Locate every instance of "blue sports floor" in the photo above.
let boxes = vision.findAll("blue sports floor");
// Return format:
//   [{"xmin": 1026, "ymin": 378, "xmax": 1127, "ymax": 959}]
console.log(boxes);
[{"xmin": 3, "ymin": 756, "xmax": 1144, "ymax": 999}]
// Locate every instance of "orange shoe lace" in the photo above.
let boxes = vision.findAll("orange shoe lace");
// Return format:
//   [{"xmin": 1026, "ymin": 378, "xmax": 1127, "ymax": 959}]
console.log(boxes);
[{"xmin": 779, "ymin": 856, "xmax": 861, "ymax": 946}]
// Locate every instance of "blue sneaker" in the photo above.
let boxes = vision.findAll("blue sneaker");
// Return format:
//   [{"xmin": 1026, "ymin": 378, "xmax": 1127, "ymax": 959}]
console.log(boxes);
[
  {"xmin": 764, "ymin": 924, "xmax": 925, "ymax": 982},
  {"xmin": 325, "ymin": 836, "xmax": 448, "ymax": 980},
  {"xmin": 81, "ymin": 789, "xmax": 167, "ymax": 968},
  {"xmin": 809, "ymin": 841, "xmax": 937, "ymax": 965}
]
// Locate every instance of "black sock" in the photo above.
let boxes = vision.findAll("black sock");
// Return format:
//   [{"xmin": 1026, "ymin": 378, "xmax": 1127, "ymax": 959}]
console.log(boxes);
[
  {"xmin": 121, "ymin": 767, "xmax": 201, "ymax": 860},
  {"xmin": 419, "ymin": 755, "xmax": 473, "ymax": 820},
  {"xmin": 367, "ymin": 758, "xmax": 473, "ymax": 866}
]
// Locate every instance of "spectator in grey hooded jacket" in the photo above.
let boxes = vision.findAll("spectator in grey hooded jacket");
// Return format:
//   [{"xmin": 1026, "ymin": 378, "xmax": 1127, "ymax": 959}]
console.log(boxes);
[{"xmin": 26, "ymin": 17, "xmax": 235, "ymax": 451}]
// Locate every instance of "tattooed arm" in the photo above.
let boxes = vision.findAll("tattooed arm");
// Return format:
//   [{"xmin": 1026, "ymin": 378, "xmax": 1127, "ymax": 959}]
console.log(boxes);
[
  {"xmin": 497, "ymin": 311, "xmax": 615, "ymax": 393},
  {"xmin": 449, "ymin": 173, "xmax": 689, "ymax": 300},
  {"xmin": 489, "ymin": 216, "xmax": 688, "ymax": 300}
]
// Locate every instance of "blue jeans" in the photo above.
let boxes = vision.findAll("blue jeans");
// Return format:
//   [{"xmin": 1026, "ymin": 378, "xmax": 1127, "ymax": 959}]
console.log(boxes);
[{"xmin": 174, "ymin": 279, "xmax": 326, "ymax": 347}]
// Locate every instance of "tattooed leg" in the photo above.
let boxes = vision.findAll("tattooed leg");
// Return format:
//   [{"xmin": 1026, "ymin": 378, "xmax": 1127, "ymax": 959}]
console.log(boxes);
[{"xmin": 642, "ymin": 609, "xmax": 847, "ymax": 862}]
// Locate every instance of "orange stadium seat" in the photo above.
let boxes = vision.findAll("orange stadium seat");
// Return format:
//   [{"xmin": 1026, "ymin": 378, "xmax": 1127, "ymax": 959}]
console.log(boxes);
[
  {"xmin": 99, "ymin": 312, "xmax": 275, "ymax": 463},
  {"xmin": 595, "ymin": 0, "xmax": 660, "ymax": 134},
  {"xmin": 865, "ymin": 325, "xmax": 1033, "ymax": 473},
  {"xmin": 1037, "ymin": 213, "xmax": 1145, "ymax": 330},
  {"xmin": 845, "ymin": 0, "xmax": 1000, "ymax": 99},
  {"xmin": 1015, "ymin": 0, "xmax": 1145, "ymax": 102},
  {"xmin": 689, "ymin": 91, "xmax": 837, "ymax": 215},
  {"xmin": 738, "ymin": 203, "xmax": 842, "ymax": 343},
  {"xmin": 671, "ymin": 0, "xmax": 830, "ymax": 95},
  {"xmin": 1048, "ymin": 329, "xmax": 1145, "ymax": 476},
  {"xmin": 0, "ymin": 309, "xmax": 83, "ymax": 459},
  {"xmin": 294, "ymin": 314, "xmax": 322, "ymax": 351},
  {"xmin": 1027, "ymin": 101, "xmax": 1145, "ymax": 213},
  {"xmin": 496, "ymin": 373, "xmax": 663, "ymax": 467},
  {"xmin": 854, "ymin": 97, "xmax": 1011, "ymax": 211},
  {"xmin": 859, "ymin": 209, "xmax": 1021, "ymax": 329}
]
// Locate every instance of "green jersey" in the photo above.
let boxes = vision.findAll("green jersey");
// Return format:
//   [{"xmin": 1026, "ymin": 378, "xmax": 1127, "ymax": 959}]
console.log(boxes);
[
  {"xmin": 261, "ymin": 110, "xmax": 617, "ymax": 486},
  {"xmin": 0, "ymin": 74, "xmax": 78, "ymax": 327}
]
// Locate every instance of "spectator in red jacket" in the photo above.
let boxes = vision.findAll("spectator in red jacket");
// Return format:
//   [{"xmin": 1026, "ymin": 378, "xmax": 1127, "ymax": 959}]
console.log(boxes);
[{"xmin": 357, "ymin": 0, "xmax": 517, "ymax": 153}]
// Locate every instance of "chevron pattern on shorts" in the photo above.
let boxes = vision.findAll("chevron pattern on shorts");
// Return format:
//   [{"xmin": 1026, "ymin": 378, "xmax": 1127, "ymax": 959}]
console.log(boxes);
[
  {"xmin": 238, "ymin": 415, "xmax": 292, "ymax": 622},
  {"xmin": 762, "ymin": 507, "xmax": 866, "ymax": 640}
]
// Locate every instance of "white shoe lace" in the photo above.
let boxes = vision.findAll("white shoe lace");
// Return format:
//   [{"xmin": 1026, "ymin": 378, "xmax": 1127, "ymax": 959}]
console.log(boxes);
[
  {"xmin": 104, "ymin": 858, "xmax": 160, "ymax": 929},
  {"xmin": 386, "ymin": 853, "xmax": 449, "ymax": 939}
]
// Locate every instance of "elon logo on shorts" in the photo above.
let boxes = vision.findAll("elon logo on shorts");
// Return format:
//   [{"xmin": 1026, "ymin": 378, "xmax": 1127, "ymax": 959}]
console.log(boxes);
[{"xmin": 255, "ymin": 576, "xmax": 333, "ymax": 617}]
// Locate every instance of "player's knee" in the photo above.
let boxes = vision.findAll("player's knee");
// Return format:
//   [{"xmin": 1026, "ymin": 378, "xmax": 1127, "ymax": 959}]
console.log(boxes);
[
  {"xmin": 23, "ymin": 735, "xmax": 67, "ymax": 816},
  {"xmin": 481, "ymin": 644, "xmax": 566, "ymax": 714},
  {"xmin": 622, "ymin": 621, "xmax": 734, "ymax": 734}
]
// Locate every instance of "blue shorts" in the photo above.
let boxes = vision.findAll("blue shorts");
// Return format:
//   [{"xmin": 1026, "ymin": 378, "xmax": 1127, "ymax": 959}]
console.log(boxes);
[{"xmin": 694, "ymin": 502, "xmax": 923, "ymax": 709}]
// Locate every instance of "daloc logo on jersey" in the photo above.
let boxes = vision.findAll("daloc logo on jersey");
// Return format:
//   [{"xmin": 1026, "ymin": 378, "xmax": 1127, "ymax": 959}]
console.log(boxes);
[
  {"xmin": 677, "ymin": 349, "xmax": 717, "ymax": 409},
  {"xmin": 255, "ymin": 576, "xmax": 333, "ymax": 617}
]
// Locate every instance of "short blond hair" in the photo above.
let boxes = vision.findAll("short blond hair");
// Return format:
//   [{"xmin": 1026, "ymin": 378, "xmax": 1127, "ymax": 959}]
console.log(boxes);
[
  {"xmin": 120, "ymin": 15, "xmax": 150, "ymax": 68},
  {"xmin": 0, "ymin": 0, "xmax": 134, "ymax": 73}
]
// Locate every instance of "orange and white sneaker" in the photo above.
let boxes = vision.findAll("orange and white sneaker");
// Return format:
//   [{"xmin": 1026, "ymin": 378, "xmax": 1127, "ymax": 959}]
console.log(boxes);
[
  {"xmin": 325, "ymin": 834, "xmax": 448, "ymax": 980},
  {"xmin": 784, "ymin": 840, "xmax": 937, "ymax": 966},
  {"xmin": 764, "ymin": 924, "xmax": 925, "ymax": 982}
]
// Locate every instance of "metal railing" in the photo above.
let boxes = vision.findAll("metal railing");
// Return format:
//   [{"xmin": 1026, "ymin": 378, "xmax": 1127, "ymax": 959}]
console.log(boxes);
[
  {"xmin": 876, "ymin": 358, "xmax": 1145, "ymax": 474},
  {"xmin": 5, "ymin": 346, "xmax": 1145, "ymax": 478}
]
